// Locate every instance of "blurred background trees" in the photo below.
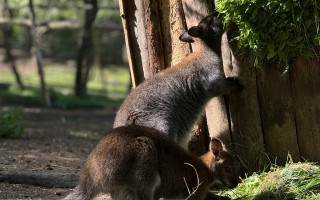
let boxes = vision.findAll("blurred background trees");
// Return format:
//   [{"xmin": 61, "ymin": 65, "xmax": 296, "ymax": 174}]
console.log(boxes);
[{"xmin": 0, "ymin": 0, "xmax": 129, "ymax": 108}]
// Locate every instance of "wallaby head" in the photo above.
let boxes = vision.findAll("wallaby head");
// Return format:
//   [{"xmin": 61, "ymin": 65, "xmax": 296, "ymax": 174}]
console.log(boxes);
[
  {"xmin": 201, "ymin": 138, "xmax": 241, "ymax": 189},
  {"xmin": 179, "ymin": 12, "xmax": 223, "ymax": 52}
]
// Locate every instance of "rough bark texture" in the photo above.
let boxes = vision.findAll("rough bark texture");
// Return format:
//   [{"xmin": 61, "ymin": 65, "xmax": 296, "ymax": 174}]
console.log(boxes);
[
  {"xmin": 119, "ymin": 1, "xmax": 140, "ymax": 88},
  {"xmin": 119, "ymin": 0, "xmax": 190, "ymax": 86},
  {"xmin": 256, "ymin": 65, "xmax": 300, "ymax": 162},
  {"xmin": 158, "ymin": 0, "xmax": 191, "ymax": 66},
  {"xmin": 143, "ymin": 0, "xmax": 165, "ymax": 76},
  {"xmin": 290, "ymin": 58, "xmax": 320, "ymax": 161}
]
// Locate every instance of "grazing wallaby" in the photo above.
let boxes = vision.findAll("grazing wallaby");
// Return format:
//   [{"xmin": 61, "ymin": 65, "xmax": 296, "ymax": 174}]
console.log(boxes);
[
  {"xmin": 63, "ymin": 125, "xmax": 240, "ymax": 200},
  {"xmin": 113, "ymin": 12, "xmax": 242, "ymax": 148}
]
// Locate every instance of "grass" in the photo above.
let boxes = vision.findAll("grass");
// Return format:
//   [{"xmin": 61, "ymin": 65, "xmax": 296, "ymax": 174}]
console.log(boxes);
[
  {"xmin": 0, "ymin": 107, "xmax": 25, "ymax": 138},
  {"xmin": 0, "ymin": 63, "xmax": 130, "ymax": 108},
  {"xmin": 219, "ymin": 162, "xmax": 320, "ymax": 200}
]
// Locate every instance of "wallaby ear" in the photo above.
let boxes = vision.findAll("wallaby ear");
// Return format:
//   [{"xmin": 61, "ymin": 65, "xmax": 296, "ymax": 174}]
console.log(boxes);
[
  {"xmin": 188, "ymin": 26, "xmax": 204, "ymax": 38},
  {"xmin": 211, "ymin": 138, "xmax": 223, "ymax": 157},
  {"xmin": 179, "ymin": 32, "xmax": 195, "ymax": 43}
]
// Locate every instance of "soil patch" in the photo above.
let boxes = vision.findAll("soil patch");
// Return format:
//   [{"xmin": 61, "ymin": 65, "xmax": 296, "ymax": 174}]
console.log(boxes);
[{"xmin": 0, "ymin": 106, "xmax": 117, "ymax": 199}]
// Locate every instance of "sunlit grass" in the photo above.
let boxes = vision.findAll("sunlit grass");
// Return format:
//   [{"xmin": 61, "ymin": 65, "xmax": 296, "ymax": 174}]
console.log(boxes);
[
  {"xmin": 219, "ymin": 162, "xmax": 320, "ymax": 200},
  {"xmin": 0, "ymin": 63, "xmax": 130, "ymax": 108}
]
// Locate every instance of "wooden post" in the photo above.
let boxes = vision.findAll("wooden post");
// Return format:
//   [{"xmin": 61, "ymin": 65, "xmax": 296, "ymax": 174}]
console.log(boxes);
[
  {"xmin": 222, "ymin": 26, "xmax": 267, "ymax": 172},
  {"xmin": 290, "ymin": 58, "xmax": 320, "ymax": 161},
  {"xmin": 256, "ymin": 65, "xmax": 300, "ymax": 162}
]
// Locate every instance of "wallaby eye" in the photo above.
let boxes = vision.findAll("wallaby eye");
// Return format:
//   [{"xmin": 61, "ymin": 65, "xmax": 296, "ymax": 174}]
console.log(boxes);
[{"xmin": 225, "ymin": 166, "xmax": 232, "ymax": 173}]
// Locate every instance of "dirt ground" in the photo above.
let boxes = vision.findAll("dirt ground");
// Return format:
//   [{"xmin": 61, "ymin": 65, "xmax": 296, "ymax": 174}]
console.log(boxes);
[{"xmin": 0, "ymin": 106, "xmax": 118, "ymax": 200}]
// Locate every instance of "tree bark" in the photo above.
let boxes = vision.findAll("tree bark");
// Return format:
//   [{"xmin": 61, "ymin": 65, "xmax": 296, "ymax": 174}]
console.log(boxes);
[
  {"xmin": 75, "ymin": 0, "xmax": 98, "ymax": 97},
  {"xmin": 119, "ymin": 0, "xmax": 190, "ymax": 87},
  {"xmin": 256, "ymin": 65, "xmax": 300, "ymax": 163},
  {"xmin": 290, "ymin": 58, "xmax": 320, "ymax": 161},
  {"xmin": 29, "ymin": 0, "xmax": 51, "ymax": 107},
  {"xmin": 2, "ymin": 0, "xmax": 25, "ymax": 90}
]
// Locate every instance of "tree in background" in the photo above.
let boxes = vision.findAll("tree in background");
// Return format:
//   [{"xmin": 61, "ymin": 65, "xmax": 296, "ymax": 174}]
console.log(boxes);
[
  {"xmin": 29, "ymin": 0, "xmax": 51, "ymax": 106},
  {"xmin": 1, "ymin": 0, "xmax": 25, "ymax": 90},
  {"xmin": 74, "ymin": 0, "xmax": 98, "ymax": 97},
  {"xmin": 0, "ymin": 0, "xmax": 122, "ymax": 101}
]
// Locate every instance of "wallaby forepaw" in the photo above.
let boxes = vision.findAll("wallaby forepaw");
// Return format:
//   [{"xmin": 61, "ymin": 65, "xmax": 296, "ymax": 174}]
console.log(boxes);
[{"xmin": 226, "ymin": 77, "xmax": 244, "ymax": 92}]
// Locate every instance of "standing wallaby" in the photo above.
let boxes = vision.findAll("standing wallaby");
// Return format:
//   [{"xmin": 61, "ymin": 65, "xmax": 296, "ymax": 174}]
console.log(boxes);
[
  {"xmin": 63, "ymin": 125, "xmax": 240, "ymax": 200},
  {"xmin": 113, "ymin": 12, "xmax": 242, "ymax": 148}
]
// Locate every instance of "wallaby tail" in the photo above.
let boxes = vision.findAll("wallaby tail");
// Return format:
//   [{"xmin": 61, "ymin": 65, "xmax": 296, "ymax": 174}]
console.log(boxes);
[{"xmin": 0, "ymin": 173, "xmax": 79, "ymax": 188}]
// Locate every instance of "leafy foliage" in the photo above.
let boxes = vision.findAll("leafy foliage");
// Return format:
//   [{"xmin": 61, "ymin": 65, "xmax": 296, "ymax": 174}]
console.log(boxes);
[
  {"xmin": 217, "ymin": 0, "xmax": 320, "ymax": 71},
  {"xmin": 0, "ymin": 108, "xmax": 25, "ymax": 138}
]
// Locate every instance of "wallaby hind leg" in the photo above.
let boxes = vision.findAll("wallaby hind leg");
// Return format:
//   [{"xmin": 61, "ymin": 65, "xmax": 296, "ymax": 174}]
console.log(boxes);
[
  {"xmin": 111, "ymin": 186, "xmax": 156, "ymax": 200},
  {"xmin": 63, "ymin": 184, "xmax": 96, "ymax": 200},
  {"xmin": 111, "ymin": 187, "xmax": 140, "ymax": 200},
  {"xmin": 132, "ymin": 136, "xmax": 161, "ymax": 200}
]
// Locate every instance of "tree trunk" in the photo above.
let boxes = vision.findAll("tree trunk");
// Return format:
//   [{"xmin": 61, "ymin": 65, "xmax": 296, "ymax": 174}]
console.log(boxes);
[
  {"xmin": 29, "ymin": 0, "xmax": 51, "ymax": 107},
  {"xmin": 2, "ymin": 0, "xmax": 25, "ymax": 90},
  {"xmin": 75, "ymin": 0, "xmax": 98, "ymax": 97},
  {"xmin": 119, "ymin": 0, "xmax": 191, "ymax": 87}
]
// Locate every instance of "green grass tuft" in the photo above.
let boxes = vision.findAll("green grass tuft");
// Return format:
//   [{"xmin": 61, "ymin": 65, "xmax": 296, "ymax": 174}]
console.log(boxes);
[
  {"xmin": 0, "ymin": 107, "xmax": 25, "ymax": 138},
  {"xmin": 219, "ymin": 162, "xmax": 320, "ymax": 200}
]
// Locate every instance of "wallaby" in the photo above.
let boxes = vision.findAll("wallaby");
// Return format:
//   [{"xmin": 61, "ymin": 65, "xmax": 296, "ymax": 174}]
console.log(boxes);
[
  {"xmin": 113, "ymin": 12, "xmax": 242, "ymax": 148},
  {"xmin": 63, "ymin": 125, "xmax": 240, "ymax": 200},
  {"xmin": 0, "ymin": 12, "xmax": 243, "ymax": 190}
]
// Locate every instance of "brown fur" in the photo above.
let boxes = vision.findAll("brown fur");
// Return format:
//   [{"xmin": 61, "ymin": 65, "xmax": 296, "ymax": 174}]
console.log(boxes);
[{"xmin": 64, "ymin": 125, "xmax": 240, "ymax": 200}]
